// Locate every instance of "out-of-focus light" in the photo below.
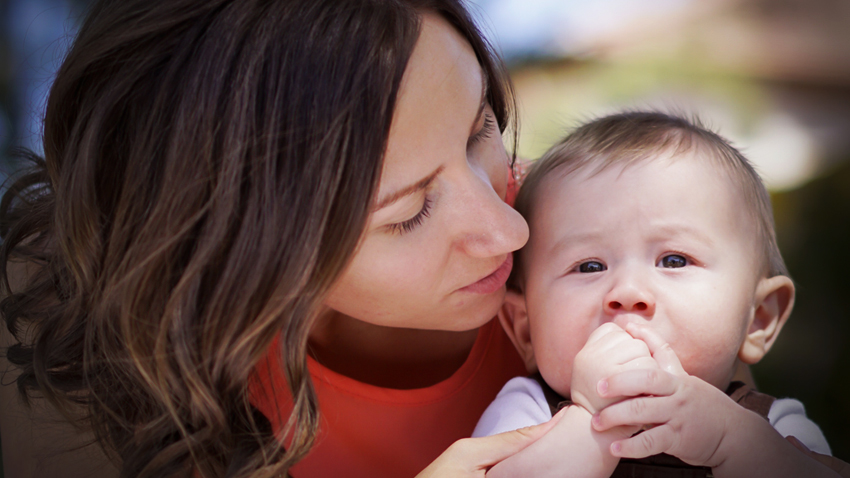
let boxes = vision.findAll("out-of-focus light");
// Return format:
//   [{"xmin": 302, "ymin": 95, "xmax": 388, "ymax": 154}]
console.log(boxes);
[{"xmin": 735, "ymin": 113, "xmax": 817, "ymax": 192}]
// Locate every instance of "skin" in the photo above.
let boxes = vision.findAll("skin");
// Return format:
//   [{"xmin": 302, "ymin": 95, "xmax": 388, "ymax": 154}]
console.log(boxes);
[{"xmin": 309, "ymin": 14, "xmax": 529, "ymax": 389}]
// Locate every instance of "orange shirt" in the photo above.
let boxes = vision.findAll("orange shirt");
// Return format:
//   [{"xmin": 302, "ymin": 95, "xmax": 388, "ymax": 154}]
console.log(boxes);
[{"xmin": 250, "ymin": 318, "xmax": 526, "ymax": 477}]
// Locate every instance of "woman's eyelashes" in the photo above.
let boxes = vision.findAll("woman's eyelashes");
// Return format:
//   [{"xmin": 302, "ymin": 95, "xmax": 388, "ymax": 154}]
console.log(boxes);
[
  {"xmin": 467, "ymin": 112, "xmax": 496, "ymax": 148},
  {"xmin": 387, "ymin": 196, "xmax": 433, "ymax": 235},
  {"xmin": 386, "ymin": 112, "xmax": 494, "ymax": 237}
]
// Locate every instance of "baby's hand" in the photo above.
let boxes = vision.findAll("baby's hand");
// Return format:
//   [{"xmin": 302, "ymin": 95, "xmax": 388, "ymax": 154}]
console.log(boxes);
[
  {"xmin": 570, "ymin": 322, "xmax": 659, "ymax": 415},
  {"xmin": 591, "ymin": 323, "xmax": 742, "ymax": 468}
]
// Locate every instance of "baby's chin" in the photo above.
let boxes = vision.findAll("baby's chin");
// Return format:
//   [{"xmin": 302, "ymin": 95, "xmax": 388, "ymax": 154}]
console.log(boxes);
[{"xmin": 527, "ymin": 365, "xmax": 565, "ymax": 393}]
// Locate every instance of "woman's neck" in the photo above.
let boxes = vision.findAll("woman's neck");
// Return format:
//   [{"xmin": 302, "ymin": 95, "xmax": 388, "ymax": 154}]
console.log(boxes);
[{"xmin": 308, "ymin": 311, "xmax": 480, "ymax": 389}]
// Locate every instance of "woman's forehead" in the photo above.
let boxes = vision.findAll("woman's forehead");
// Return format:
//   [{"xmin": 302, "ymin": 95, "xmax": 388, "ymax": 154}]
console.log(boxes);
[{"xmin": 379, "ymin": 14, "xmax": 484, "ymax": 195}]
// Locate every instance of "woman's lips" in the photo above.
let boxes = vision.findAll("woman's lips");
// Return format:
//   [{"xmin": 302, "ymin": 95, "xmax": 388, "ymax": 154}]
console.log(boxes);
[{"xmin": 459, "ymin": 254, "xmax": 513, "ymax": 294}]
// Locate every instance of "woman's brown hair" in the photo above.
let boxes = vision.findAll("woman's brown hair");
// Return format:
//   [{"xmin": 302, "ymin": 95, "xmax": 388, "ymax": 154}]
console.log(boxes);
[{"xmin": 0, "ymin": 0, "xmax": 516, "ymax": 476}]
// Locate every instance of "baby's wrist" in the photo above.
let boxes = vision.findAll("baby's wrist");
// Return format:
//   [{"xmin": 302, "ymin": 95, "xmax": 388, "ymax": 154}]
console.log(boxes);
[
  {"xmin": 708, "ymin": 405, "xmax": 763, "ymax": 470},
  {"xmin": 568, "ymin": 390, "xmax": 598, "ymax": 415},
  {"xmin": 560, "ymin": 404, "xmax": 630, "ymax": 475}
]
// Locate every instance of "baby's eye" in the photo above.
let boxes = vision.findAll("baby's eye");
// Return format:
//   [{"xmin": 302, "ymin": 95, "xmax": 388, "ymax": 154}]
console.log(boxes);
[
  {"xmin": 659, "ymin": 254, "xmax": 688, "ymax": 268},
  {"xmin": 576, "ymin": 260, "xmax": 607, "ymax": 273}
]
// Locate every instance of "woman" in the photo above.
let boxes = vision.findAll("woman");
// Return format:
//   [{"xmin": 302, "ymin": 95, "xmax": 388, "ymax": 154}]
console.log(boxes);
[{"xmin": 0, "ymin": 0, "xmax": 556, "ymax": 477}]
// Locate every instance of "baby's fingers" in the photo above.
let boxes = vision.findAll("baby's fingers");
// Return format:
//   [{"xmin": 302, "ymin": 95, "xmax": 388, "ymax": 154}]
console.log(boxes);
[
  {"xmin": 610, "ymin": 425, "xmax": 675, "ymax": 459},
  {"xmin": 592, "ymin": 395, "xmax": 671, "ymax": 432},
  {"xmin": 624, "ymin": 323, "xmax": 685, "ymax": 376},
  {"xmin": 585, "ymin": 322, "xmax": 626, "ymax": 345},
  {"xmin": 598, "ymin": 368, "xmax": 678, "ymax": 401}
]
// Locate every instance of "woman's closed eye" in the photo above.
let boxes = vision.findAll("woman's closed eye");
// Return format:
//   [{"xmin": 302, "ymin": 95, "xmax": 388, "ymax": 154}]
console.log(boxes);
[
  {"xmin": 467, "ymin": 111, "xmax": 496, "ymax": 148},
  {"xmin": 387, "ymin": 196, "xmax": 433, "ymax": 235}
]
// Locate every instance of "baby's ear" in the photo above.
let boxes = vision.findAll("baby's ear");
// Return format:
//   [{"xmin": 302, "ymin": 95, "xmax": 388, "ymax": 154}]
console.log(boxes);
[
  {"xmin": 739, "ymin": 275, "xmax": 795, "ymax": 364},
  {"xmin": 499, "ymin": 290, "xmax": 537, "ymax": 373}
]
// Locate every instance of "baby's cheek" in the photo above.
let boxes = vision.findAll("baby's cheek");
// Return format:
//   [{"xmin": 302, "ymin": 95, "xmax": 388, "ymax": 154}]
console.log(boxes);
[
  {"xmin": 676, "ymin": 344, "xmax": 739, "ymax": 389},
  {"xmin": 537, "ymin": 345, "xmax": 577, "ymax": 398}
]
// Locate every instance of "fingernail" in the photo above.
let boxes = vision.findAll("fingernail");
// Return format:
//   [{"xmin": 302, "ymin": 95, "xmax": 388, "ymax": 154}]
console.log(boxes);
[
  {"xmin": 611, "ymin": 442, "xmax": 621, "ymax": 455},
  {"xmin": 592, "ymin": 414, "xmax": 601, "ymax": 427},
  {"xmin": 597, "ymin": 379, "xmax": 608, "ymax": 395}
]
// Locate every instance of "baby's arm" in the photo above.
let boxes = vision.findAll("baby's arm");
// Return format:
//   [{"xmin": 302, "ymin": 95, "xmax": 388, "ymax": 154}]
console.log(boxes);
[
  {"xmin": 592, "ymin": 323, "xmax": 840, "ymax": 477},
  {"xmin": 485, "ymin": 323, "xmax": 653, "ymax": 478}
]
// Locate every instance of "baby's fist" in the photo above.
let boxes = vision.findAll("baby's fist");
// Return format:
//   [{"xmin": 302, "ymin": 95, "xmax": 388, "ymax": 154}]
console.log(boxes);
[{"xmin": 571, "ymin": 322, "xmax": 659, "ymax": 414}]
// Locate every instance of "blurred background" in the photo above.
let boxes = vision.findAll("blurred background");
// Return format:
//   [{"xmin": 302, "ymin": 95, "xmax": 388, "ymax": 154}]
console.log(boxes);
[{"xmin": 0, "ymin": 0, "xmax": 847, "ymax": 473}]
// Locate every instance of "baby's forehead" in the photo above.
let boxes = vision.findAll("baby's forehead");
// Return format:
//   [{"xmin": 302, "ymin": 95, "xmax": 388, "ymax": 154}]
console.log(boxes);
[
  {"xmin": 537, "ymin": 147, "xmax": 744, "ymax": 201},
  {"xmin": 528, "ymin": 149, "xmax": 758, "ymax": 245}
]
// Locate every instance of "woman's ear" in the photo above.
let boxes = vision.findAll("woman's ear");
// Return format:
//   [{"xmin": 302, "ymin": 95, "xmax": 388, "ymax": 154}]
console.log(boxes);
[
  {"xmin": 499, "ymin": 290, "xmax": 537, "ymax": 373},
  {"xmin": 739, "ymin": 275, "xmax": 795, "ymax": 364}
]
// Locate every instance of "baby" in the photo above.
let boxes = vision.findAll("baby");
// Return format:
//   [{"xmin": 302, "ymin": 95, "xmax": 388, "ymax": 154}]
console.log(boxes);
[{"xmin": 475, "ymin": 112, "xmax": 839, "ymax": 477}]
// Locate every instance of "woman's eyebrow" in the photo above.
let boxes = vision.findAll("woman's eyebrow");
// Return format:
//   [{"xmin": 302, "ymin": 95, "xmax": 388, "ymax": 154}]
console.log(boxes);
[
  {"xmin": 373, "ymin": 165, "xmax": 446, "ymax": 211},
  {"xmin": 374, "ymin": 70, "xmax": 486, "ymax": 212}
]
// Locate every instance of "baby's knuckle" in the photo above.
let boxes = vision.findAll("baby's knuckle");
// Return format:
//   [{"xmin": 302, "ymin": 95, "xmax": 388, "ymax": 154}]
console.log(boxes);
[
  {"xmin": 641, "ymin": 368, "xmax": 658, "ymax": 384},
  {"xmin": 640, "ymin": 431, "xmax": 656, "ymax": 451},
  {"xmin": 630, "ymin": 398, "xmax": 646, "ymax": 416}
]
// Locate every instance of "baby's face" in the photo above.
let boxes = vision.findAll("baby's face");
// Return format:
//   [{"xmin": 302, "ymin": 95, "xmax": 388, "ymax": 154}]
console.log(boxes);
[{"xmin": 523, "ymin": 152, "xmax": 763, "ymax": 398}]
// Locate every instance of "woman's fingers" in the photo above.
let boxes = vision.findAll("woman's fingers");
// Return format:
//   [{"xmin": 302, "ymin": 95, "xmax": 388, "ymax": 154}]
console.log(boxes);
[
  {"xmin": 625, "ymin": 322, "xmax": 686, "ymax": 376},
  {"xmin": 416, "ymin": 411, "xmax": 563, "ymax": 477}
]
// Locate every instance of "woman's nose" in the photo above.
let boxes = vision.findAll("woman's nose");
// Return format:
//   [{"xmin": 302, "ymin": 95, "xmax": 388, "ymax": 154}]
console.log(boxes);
[{"xmin": 454, "ymin": 172, "xmax": 529, "ymax": 258}]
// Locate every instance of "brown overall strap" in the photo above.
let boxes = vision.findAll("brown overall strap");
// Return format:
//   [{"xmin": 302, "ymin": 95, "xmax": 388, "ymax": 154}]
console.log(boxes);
[{"xmin": 727, "ymin": 380, "xmax": 775, "ymax": 420}]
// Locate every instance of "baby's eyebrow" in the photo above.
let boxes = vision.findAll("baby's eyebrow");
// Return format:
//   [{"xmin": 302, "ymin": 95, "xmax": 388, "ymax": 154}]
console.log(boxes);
[
  {"xmin": 549, "ymin": 231, "xmax": 605, "ymax": 256},
  {"xmin": 648, "ymin": 224, "xmax": 716, "ymax": 247}
]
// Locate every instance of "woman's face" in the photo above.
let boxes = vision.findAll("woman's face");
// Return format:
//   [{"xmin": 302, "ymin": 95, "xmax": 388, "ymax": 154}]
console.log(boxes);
[{"xmin": 322, "ymin": 14, "xmax": 529, "ymax": 332}]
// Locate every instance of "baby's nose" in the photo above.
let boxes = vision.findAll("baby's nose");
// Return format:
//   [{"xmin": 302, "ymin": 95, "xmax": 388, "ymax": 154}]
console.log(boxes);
[
  {"xmin": 607, "ymin": 299, "xmax": 649, "ymax": 312},
  {"xmin": 603, "ymin": 286, "xmax": 656, "ymax": 317}
]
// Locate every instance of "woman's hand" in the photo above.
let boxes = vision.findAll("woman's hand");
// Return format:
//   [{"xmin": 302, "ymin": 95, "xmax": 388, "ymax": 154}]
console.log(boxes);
[{"xmin": 416, "ymin": 411, "xmax": 563, "ymax": 478}]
